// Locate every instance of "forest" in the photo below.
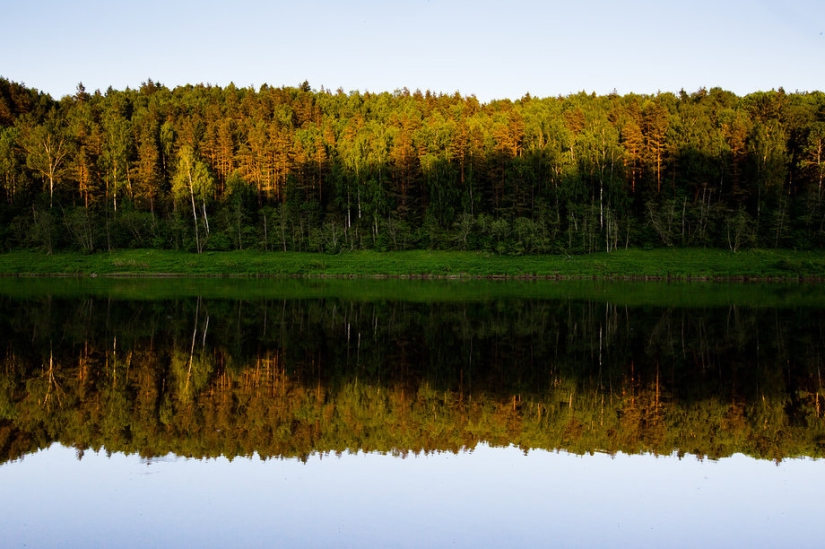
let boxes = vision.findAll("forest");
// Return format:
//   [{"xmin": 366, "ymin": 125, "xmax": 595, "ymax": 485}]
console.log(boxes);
[{"xmin": 1, "ymin": 78, "xmax": 824, "ymax": 254}]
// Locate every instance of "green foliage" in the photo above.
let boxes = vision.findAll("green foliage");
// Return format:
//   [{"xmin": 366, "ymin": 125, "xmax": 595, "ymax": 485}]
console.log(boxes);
[
  {"xmin": 0, "ymin": 81, "xmax": 823, "ymax": 253},
  {"xmin": 62, "ymin": 206, "xmax": 97, "ymax": 252}
]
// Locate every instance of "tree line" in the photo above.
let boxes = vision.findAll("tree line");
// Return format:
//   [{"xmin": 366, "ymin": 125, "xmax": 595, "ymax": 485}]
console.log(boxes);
[{"xmin": 1, "ymin": 78, "xmax": 824, "ymax": 254}]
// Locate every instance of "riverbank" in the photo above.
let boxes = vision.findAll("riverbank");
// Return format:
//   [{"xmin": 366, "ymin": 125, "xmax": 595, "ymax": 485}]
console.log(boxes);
[{"xmin": 0, "ymin": 248, "xmax": 823, "ymax": 280}]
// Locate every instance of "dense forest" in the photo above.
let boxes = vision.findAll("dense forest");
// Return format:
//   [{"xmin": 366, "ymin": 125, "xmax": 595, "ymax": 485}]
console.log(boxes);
[
  {"xmin": 1, "ymin": 78, "xmax": 824, "ymax": 254},
  {"xmin": 2, "ymin": 293, "xmax": 824, "ymax": 463}
]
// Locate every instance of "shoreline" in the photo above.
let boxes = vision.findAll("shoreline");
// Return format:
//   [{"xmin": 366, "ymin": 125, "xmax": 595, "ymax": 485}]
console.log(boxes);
[{"xmin": 1, "ymin": 272, "xmax": 823, "ymax": 283}]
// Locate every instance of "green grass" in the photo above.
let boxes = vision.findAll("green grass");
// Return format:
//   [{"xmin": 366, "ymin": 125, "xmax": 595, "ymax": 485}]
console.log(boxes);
[{"xmin": 0, "ymin": 248, "xmax": 824, "ymax": 279}]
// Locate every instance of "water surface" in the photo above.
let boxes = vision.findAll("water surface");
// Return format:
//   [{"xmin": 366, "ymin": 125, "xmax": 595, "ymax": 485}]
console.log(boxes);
[{"xmin": 1, "ymin": 279, "xmax": 823, "ymax": 547}]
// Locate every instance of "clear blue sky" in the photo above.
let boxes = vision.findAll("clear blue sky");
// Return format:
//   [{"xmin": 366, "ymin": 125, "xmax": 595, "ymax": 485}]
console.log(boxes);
[{"xmin": 3, "ymin": 0, "xmax": 823, "ymax": 101}]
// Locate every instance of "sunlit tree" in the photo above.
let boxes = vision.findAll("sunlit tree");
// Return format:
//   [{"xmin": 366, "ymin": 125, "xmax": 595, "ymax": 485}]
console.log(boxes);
[{"xmin": 172, "ymin": 145, "xmax": 215, "ymax": 252}]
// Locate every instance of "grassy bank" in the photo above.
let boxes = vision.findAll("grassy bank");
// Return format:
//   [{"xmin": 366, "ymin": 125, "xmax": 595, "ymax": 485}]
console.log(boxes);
[{"xmin": 0, "ymin": 248, "xmax": 824, "ymax": 279}]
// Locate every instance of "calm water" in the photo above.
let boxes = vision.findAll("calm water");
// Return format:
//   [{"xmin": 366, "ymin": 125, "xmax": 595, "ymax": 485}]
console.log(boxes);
[{"xmin": 1, "ymin": 279, "xmax": 824, "ymax": 547}]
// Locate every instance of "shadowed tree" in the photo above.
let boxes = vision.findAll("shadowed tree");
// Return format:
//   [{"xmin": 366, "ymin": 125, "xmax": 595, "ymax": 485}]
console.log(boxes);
[
  {"xmin": 0, "ymin": 126, "xmax": 24, "ymax": 202},
  {"xmin": 748, "ymin": 119, "xmax": 789, "ymax": 242}
]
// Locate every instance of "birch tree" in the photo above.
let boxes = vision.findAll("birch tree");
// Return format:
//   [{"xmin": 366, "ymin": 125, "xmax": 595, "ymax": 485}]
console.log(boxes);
[
  {"xmin": 22, "ymin": 113, "xmax": 70, "ymax": 208},
  {"xmin": 172, "ymin": 145, "xmax": 214, "ymax": 252}
]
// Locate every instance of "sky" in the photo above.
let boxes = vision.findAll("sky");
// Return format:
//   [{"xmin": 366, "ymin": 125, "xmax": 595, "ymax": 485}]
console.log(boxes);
[
  {"xmin": 2, "ymin": 444, "xmax": 823, "ymax": 547},
  {"xmin": 3, "ymin": 0, "xmax": 824, "ymax": 102}
]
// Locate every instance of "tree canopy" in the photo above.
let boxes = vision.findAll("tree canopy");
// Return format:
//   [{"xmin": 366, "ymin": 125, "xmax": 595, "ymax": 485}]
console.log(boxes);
[{"xmin": 1, "ymin": 78, "xmax": 824, "ymax": 253}]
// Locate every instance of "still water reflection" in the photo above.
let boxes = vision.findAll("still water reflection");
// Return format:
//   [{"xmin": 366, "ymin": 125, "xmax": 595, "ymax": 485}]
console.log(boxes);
[{"xmin": 0, "ymin": 279, "xmax": 823, "ymax": 546}]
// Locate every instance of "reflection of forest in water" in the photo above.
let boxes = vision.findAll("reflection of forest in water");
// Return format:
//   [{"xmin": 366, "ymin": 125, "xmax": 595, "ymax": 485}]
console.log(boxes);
[{"xmin": 2, "ymin": 290, "xmax": 825, "ymax": 464}]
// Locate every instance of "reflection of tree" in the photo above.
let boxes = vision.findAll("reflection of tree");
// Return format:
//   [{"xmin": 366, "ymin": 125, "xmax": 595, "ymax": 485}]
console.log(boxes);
[
  {"xmin": 1, "ymin": 295, "xmax": 825, "ymax": 463},
  {"xmin": 39, "ymin": 349, "xmax": 64, "ymax": 410},
  {"xmin": 171, "ymin": 298, "xmax": 212, "ymax": 405}
]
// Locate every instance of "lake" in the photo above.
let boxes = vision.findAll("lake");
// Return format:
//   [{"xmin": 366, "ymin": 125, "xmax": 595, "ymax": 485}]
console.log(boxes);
[{"xmin": 0, "ymin": 278, "xmax": 823, "ymax": 547}]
